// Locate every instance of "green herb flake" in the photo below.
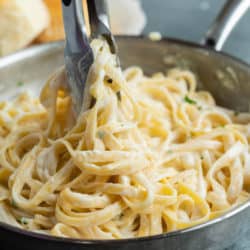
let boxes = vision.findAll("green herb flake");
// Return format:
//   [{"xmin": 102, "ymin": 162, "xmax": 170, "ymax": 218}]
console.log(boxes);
[
  {"xmin": 198, "ymin": 106, "xmax": 202, "ymax": 111},
  {"xmin": 10, "ymin": 198, "xmax": 18, "ymax": 208},
  {"xmin": 107, "ymin": 78, "xmax": 113, "ymax": 84},
  {"xmin": 116, "ymin": 91, "xmax": 122, "ymax": 102},
  {"xmin": 167, "ymin": 150, "xmax": 173, "ymax": 154},
  {"xmin": 186, "ymin": 132, "xmax": 193, "ymax": 140},
  {"xmin": 234, "ymin": 110, "xmax": 240, "ymax": 116},
  {"xmin": 17, "ymin": 81, "xmax": 24, "ymax": 87},
  {"xmin": 97, "ymin": 131, "xmax": 105, "ymax": 140},
  {"xmin": 17, "ymin": 217, "xmax": 28, "ymax": 225},
  {"xmin": 184, "ymin": 95, "xmax": 196, "ymax": 105},
  {"xmin": 200, "ymin": 156, "xmax": 204, "ymax": 160}
]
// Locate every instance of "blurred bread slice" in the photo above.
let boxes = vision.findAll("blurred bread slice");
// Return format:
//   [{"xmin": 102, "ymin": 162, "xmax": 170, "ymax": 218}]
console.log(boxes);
[
  {"xmin": 37, "ymin": 0, "xmax": 88, "ymax": 43},
  {"xmin": 37, "ymin": 0, "xmax": 146, "ymax": 43},
  {"xmin": 36, "ymin": 0, "xmax": 65, "ymax": 43},
  {"xmin": 0, "ymin": 0, "xmax": 49, "ymax": 56}
]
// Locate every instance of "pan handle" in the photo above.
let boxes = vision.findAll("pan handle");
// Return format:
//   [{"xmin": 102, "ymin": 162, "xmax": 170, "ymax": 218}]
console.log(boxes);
[{"xmin": 202, "ymin": 0, "xmax": 250, "ymax": 51}]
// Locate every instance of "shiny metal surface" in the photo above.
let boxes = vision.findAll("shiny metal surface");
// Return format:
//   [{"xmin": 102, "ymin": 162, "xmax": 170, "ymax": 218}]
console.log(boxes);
[
  {"xmin": 61, "ymin": 0, "xmax": 118, "ymax": 115},
  {"xmin": 87, "ymin": 0, "xmax": 118, "ymax": 56},
  {"xmin": 0, "ymin": 37, "xmax": 250, "ymax": 250},
  {"xmin": 203, "ymin": 0, "xmax": 250, "ymax": 50},
  {"xmin": 62, "ymin": 0, "xmax": 94, "ymax": 115}
]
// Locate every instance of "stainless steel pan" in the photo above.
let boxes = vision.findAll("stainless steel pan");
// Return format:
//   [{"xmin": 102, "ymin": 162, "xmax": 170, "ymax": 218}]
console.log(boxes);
[{"xmin": 0, "ymin": 1, "xmax": 250, "ymax": 249}]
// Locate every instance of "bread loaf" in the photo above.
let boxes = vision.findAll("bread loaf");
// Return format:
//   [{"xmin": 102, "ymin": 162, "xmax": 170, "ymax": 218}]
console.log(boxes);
[
  {"xmin": 0, "ymin": 0, "xmax": 49, "ymax": 56},
  {"xmin": 37, "ymin": 0, "xmax": 88, "ymax": 43},
  {"xmin": 37, "ymin": 0, "xmax": 146, "ymax": 42}
]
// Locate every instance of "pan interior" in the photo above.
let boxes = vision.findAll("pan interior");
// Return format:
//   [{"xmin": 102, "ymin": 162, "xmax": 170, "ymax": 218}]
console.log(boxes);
[
  {"xmin": 1, "ymin": 37, "xmax": 250, "ymax": 112},
  {"xmin": 0, "ymin": 36, "xmax": 250, "ymax": 246}
]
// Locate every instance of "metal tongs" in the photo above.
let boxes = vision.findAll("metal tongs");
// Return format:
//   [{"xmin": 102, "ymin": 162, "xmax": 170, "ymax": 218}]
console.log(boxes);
[{"xmin": 61, "ymin": 0, "xmax": 118, "ymax": 115}]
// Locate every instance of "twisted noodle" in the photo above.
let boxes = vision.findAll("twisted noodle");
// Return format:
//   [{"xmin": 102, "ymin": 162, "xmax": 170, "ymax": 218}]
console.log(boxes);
[{"xmin": 0, "ymin": 39, "xmax": 249, "ymax": 239}]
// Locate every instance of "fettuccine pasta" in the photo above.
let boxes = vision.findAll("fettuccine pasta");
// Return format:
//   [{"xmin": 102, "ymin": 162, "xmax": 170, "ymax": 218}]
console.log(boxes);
[{"xmin": 0, "ymin": 39, "xmax": 249, "ymax": 239}]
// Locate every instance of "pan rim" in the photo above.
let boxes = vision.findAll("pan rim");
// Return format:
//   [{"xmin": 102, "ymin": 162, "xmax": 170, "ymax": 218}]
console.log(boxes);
[
  {"xmin": 0, "ymin": 35, "xmax": 249, "ymax": 245},
  {"xmin": 1, "ymin": 35, "xmax": 250, "ymax": 69},
  {"xmin": 0, "ymin": 201, "xmax": 249, "ymax": 244}
]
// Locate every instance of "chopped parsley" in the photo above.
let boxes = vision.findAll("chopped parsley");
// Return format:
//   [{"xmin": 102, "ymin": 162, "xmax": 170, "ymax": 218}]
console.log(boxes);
[
  {"xmin": 184, "ymin": 95, "xmax": 196, "ymax": 105},
  {"xmin": 198, "ymin": 106, "xmax": 202, "ymax": 111},
  {"xmin": 116, "ymin": 91, "xmax": 122, "ymax": 101},
  {"xmin": 10, "ymin": 198, "xmax": 18, "ymax": 208},
  {"xmin": 17, "ymin": 217, "xmax": 28, "ymax": 225},
  {"xmin": 97, "ymin": 130, "xmax": 105, "ymax": 140},
  {"xmin": 234, "ymin": 110, "xmax": 240, "ymax": 116},
  {"xmin": 186, "ymin": 132, "xmax": 193, "ymax": 140},
  {"xmin": 167, "ymin": 150, "xmax": 173, "ymax": 154},
  {"xmin": 17, "ymin": 81, "xmax": 24, "ymax": 87},
  {"xmin": 200, "ymin": 156, "xmax": 204, "ymax": 160}
]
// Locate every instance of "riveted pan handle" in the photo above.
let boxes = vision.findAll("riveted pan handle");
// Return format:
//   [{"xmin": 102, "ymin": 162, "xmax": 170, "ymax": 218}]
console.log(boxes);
[{"xmin": 202, "ymin": 0, "xmax": 250, "ymax": 51}]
